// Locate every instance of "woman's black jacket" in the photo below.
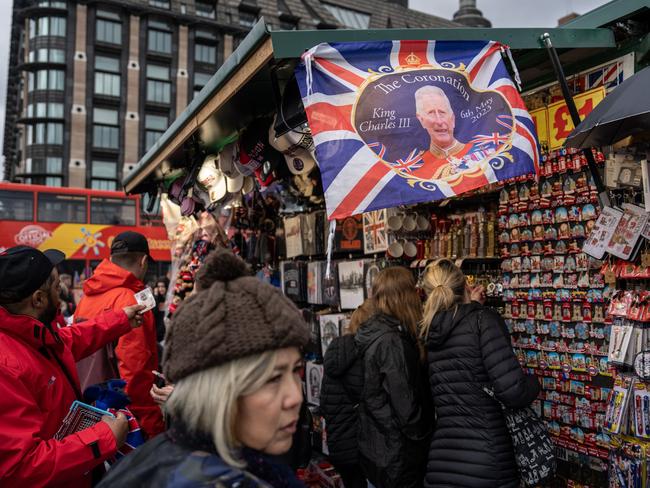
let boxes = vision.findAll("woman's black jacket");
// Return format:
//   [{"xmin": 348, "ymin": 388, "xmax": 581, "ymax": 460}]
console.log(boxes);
[{"xmin": 425, "ymin": 302, "xmax": 541, "ymax": 488}]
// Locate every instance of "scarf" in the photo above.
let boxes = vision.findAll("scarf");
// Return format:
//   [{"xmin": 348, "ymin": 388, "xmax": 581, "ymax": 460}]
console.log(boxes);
[{"xmin": 168, "ymin": 422, "xmax": 304, "ymax": 488}]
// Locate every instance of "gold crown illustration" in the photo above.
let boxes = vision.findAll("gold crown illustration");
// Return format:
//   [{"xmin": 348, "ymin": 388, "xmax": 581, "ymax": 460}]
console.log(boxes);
[{"xmin": 405, "ymin": 52, "xmax": 420, "ymax": 66}]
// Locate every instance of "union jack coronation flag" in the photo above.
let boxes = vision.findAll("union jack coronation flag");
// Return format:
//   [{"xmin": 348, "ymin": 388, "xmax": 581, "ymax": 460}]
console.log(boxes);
[{"xmin": 295, "ymin": 40, "xmax": 540, "ymax": 219}]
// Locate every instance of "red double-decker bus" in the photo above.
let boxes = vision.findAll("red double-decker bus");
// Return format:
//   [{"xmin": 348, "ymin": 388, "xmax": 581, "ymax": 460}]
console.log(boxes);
[{"xmin": 0, "ymin": 182, "xmax": 171, "ymax": 286}]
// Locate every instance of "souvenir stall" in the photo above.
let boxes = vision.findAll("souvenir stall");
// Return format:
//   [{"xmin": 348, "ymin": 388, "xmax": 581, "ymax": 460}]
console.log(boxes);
[{"xmin": 119, "ymin": 12, "xmax": 650, "ymax": 487}]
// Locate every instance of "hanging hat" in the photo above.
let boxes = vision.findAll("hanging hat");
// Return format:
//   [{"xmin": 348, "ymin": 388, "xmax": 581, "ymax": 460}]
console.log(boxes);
[
  {"xmin": 238, "ymin": 117, "xmax": 284, "ymax": 187},
  {"xmin": 268, "ymin": 116, "xmax": 316, "ymax": 176},
  {"xmin": 197, "ymin": 154, "xmax": 227, "ymax": 205},
  {"xmin": 219, "ymin": 142, "xmax": 245, "ymax": 193}
]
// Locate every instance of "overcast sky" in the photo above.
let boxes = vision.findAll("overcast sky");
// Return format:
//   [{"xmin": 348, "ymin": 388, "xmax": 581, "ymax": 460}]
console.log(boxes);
[{"xmin": 0, "ymin": 0, "xmax": 611, "ymax": 172}]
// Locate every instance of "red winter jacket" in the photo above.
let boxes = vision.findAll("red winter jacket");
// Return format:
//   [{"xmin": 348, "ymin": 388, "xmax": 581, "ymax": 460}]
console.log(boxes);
[
  {"xmin": 74, "ymin": 259, "xmax": 164, "ymax": 438},
  {"xmin": 0, "ymin": 306, "xmax": 132, "ymax": 487}
]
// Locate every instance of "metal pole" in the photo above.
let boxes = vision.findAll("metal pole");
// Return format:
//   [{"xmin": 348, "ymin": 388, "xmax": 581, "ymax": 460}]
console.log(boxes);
[{"xmin": 541, "ymin": 32, "xmax": 610, "ymax": 208}]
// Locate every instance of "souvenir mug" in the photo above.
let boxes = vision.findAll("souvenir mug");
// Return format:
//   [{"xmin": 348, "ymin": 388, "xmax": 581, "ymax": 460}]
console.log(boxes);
[
  {"xmin": 402, "ymin": 213, "xmax": 418, "ymax": 232},
  {"xmin": 387, "ymin": 212, "xmax": 405, "ymax": 232}
]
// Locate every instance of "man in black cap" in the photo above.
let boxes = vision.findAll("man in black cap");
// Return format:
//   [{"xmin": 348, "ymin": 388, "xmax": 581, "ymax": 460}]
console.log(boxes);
[
  {"xmin": 75, "ymin": 231, "xmax": 165, "ymax": 438},
  {"xmin": 0, "ymin": 246, "xmax": 145, "ymax": 487}
]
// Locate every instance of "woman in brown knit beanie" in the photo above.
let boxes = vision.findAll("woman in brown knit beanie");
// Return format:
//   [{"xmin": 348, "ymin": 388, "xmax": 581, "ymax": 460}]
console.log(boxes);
[{"xmin": 98, "ymin": 250, "xmax": 310, "ymax": 488}]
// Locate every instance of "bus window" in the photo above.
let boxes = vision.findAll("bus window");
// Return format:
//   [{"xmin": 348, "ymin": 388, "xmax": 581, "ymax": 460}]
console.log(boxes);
[
  {"xmin": 90, "ymin": 197, "xmax": 136, "ymax": 226},
  {"xmin": 0, "ymin": 190, "xmax": 34, "ymax": 221},
  {"xmin": 38, "ymin": 193, "xmax": 87, "ymax": 223}
]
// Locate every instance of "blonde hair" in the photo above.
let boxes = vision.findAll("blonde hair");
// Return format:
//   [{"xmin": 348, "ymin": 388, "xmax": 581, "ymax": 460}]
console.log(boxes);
[
  {"xmin": 164, "ymin": 350, "xmax": 278, "ymax": 467},
  {"xmin": 372, "ymin": 267, "xmax": 422, "ymax": 339},
  {"xmin": 348, "ymin": 298, "xmax": 375, "ymax": 335},
  {"xmin": 420, "ymin": 258, "xmax": 467, "ymax": 338}
]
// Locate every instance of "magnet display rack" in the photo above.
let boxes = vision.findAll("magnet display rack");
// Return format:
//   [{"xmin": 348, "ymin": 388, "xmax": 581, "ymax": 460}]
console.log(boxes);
[{"xmin": 500, "ymin": 147, "xmax": 612, "ymax": 487}]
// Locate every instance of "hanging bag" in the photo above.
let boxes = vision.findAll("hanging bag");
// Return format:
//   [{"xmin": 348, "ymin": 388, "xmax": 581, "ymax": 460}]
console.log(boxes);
[
  {"xmin": 476, "ymin": 310, "xmax": 556, "ymax": 487},
  {"xmin": 481, "ymin": 385, "xmax": 556, "ymax": 487}
]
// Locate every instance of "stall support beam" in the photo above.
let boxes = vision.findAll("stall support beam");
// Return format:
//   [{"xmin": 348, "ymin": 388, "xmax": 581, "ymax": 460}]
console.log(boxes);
[{"xmin": 541, "ymin": 32, "xmax": 610, "ymax": 208}]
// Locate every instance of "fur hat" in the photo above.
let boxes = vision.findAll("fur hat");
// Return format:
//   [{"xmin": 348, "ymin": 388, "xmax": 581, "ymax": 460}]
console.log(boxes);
[{"xmin": 163, "ymin": 250, "xmax": 309, "ymax": 382}]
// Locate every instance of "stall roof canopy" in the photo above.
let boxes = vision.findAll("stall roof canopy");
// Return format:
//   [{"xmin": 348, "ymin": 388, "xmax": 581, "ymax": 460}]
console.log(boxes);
[{"xmin": 123, "ymin": 18, "xmax": 617, "ymax": 194}]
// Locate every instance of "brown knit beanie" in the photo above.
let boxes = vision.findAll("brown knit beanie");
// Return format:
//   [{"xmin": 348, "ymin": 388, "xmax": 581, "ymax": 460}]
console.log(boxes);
[{"xmin": 163, "ymin": 249, "xmax": 309, "ymax": 383}]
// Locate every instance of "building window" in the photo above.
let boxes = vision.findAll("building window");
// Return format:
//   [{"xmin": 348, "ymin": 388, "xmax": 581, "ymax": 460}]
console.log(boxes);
[
  {"xmin": 37, "ymin": 0, "xmax": 66, "ymax": 7},
  {"xmin": 239, "ymin": 11, "xmax": 257, "ymax": 28},
  {"xmin": 195, "ymin": 43, "xmax": 216, "ymax": 64},
  {"xmin": 146, "ymin": 64, "xmax": 171, "ymax": 104},
  {"xmin": 90, "ymin": 161, "xmax": 118, "ymax": 190},
  {"xmin": 195, "ymin": 1, "xmax": 215, "ymax": 18},
  {"xmin": 94, "ymin": 55, "xmax": 121, "ymax": 97},
  {"xmin": 28, "ymin": 48, "xmax": 65, "ymax": 63},
  {"xmin": 29, "ymin": 16, "xmax": 67, "ymax": 38},
  {"xmin": 193, "ymin": 71, "xmax": 212, "ymax": 97},
  {"xmin": 145, "ymin": 113, "xmax": 168, "ymax": 151},
  {"xmin": 45, "ymin": 177, "xmax": 63, "ymax": 187},
  {"xmin": 322, "ymin": 3, "xmax": 370, "ymax": 29},
  {"xmin": 93, "ymin": 108, "xmax": 119, "ymax": 149},
  {"xmin": 0, "ymin": 190, "xmax": 33, "ymax": 221},
  {"xmin": 149, "ymin": 0, "xmax": 170, "ymax": 8},
  {"xmin": 96, "ymin": 10, "xmax": 122, "ymax": 44},
  {"xmin": 34, "ymin": 69, "xmax": 64, "ymax": 91},
  {"xmin": 26, "ymin": 102, "xmax": 64, "ymax": 119},
  {"xmin": 91, "ymin": 197, "xmax": 136, "ymax": 225},
  {"xmin": 30, "ymin": 123, "xmax": 63, "ymax": 144},
  {"xmin": 38, "ymin": 193, "xmax": 86, "ymax": 223},
  {"xmin": 148, "ymin": 20, "xmax": 172, "ymax": 54}
]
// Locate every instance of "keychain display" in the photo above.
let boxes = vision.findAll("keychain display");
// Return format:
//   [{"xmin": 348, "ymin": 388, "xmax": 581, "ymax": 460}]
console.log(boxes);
[{"xmin": 500, "ymin": 161, "xmax": 611, "ymax": 462}]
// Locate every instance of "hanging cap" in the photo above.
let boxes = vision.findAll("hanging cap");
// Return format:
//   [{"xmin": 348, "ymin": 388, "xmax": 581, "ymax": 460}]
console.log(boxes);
[{"xmin": 268, "ymin": 116, "xmax": 317, "ymax": 176}]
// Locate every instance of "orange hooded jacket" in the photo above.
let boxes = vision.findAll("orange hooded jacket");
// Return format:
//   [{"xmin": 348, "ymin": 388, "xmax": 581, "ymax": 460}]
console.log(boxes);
[{"xmin": 74, "ymin": 259, "xmax": 164, "ymax": 439}]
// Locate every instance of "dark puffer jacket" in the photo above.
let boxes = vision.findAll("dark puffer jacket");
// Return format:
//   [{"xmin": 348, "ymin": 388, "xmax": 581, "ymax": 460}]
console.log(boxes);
[
  {"xmin": 356, "ymin": 313, "xmax": 432, "ymax": 488},
  {"xmin": 320, "ymin": 334, "xmax": 363, "ymax": 468},
  {"xmin": 425, "ymin": 302, "xmax": 540, "ymax": 488}
]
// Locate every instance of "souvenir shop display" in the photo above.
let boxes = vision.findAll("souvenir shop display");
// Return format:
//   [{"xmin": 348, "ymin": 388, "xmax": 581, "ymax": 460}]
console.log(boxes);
[
  {"xmin": 306, "ymin": 361, "xmax": 324, "ymax": 406},
  {"xmin": 337, "ymin": 260, "xmax": 365, "ymax": 310},
  {"xmin": 499, "ymin": 147, "xmax": 615, "ymax": 480}
]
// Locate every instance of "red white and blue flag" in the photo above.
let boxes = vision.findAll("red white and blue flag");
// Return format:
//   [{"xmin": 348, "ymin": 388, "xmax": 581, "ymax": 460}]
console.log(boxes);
[{"xmin": 295, "ymin": 40, "xmax": 540, "ymax": 219}]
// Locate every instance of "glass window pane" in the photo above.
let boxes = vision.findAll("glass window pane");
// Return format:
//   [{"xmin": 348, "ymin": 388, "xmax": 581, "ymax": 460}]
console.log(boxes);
[
  {"xmin": 49, "ymin": 70, "xmax": 64, "ymax": 90},
  {"xmin": 51, "ymin": 17, "xmax": 66, "ymax": 36},
  {"xmin": 91, "ymin": 197, "xmax": 136, "ymax": 225},
  {"xmin": 49, "ymin": 103, "xmax": 64, "ymax": 118},
  {"xmin": 145, "ymin": 130, "xmax": 164, "ymax": 150},
  {"xmin": 37, "ymin": 193, "xmax": 86, "ymax": 223},
  {"xmin": 96, "ymin": 19, "xmax": 121, "ymax": 44},
  {"xmin": 38, "ymin": 17, "xmax": 49, "ymax": 36},
  {"xmin": 196, "ymin": 2, "xmax": 215, "ymax": 19},
  {"xmin": 95, "ymin": 72, "xmax": 121, "ymax": 96},
  {"xmin": 145, "ymin": 114, "xmax": 167, "ymax": 130},
  {"xmin": 148, "ymin": 20, "xmax": 170, "ymax": 30},
  {"xmin": 46, "ymin": 156, "xmax": 62, "ymax": 173},
  {"xmin": 146, "ymin": 64, "xmax": 169, "ymax": 80},
  {"xmin": 26, "ymin": 103, "xmax": 34, "ymax": 117},
  {"xmin": 93, "ymin": 108, "xmax": 118, "ymax": 125},
  {"xmin": 91, "ymin": 160, "xmax": 117, "ymax": 178},
  {"xmin": 0, "ymin": 190, "xmax": 33, "ymax": 221},
  {"xmin": 93, "ymin": 125, "xmax": 119, "ymax": 148},
  {"xmin": 45, "ymin": 177, "xmax": 63, "ymax": 187},
  {"xmin": 36, "ymin": 102, "xmax": 47, "ymax": 117},
  {"xmin": 146, "ymin": 80, "xmax": 170, "ymax": 104},
  {"xmin": 37, "ymin": 70, "xmax": 48, "ymax": 90},
  {"xmin": 95, "ymin": 55, "xmax": 120, "ymax": 72},
  {"xmin": 195, "ymin": 29, "xmax": 217, "ymax": 40},
  {"xmin": 28, "ymin": 72, "xmax": 34, "ymax": 92},
  {"xmin": 97, "ymin": 9, "xmax": 120, "ymax": 21},
  {"xmin": 148, "ymin": 29, "xmax": 171, "ymax": 53},
  {"xmin": 195, "ymin": 43, "xmax": 216, "ymax": 64},
  {"xmin": 28, "ymin": 50, "xmax": 35, "ymax": 62},
  {"xmin": 35, "ymin": 123, "xmax": 45, "ymax": 144},
  {"xmin": 47, "ymin": 123, "xmax": 63, "ymax": 144},
  {"xmin": 91, "ymin": 179, "xmax": 118, "ymax": 191},
  {"xmin": 194, "ymin": 71, "xmax": 212, "ymax": 87},
  {"xmin": 37, "ymin": 48, "xmax": 48, "ymax": 62},
  {"xmin": 50, "ymin": 49, "xmax": 65, "ymax": 63},
  {"xmin": 29, "ymin": 19, "xmax": 36, "ymax": 39}
]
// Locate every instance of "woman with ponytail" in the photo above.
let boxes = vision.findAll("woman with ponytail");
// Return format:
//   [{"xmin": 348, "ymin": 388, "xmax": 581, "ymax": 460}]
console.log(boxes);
[
  {"xmin": 355, "ymin": 267, "xmax": 432, "ymax": 488},
  {"xmin": 421, "ymin": 259, "xmax": 540, "ymax": 488}
]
